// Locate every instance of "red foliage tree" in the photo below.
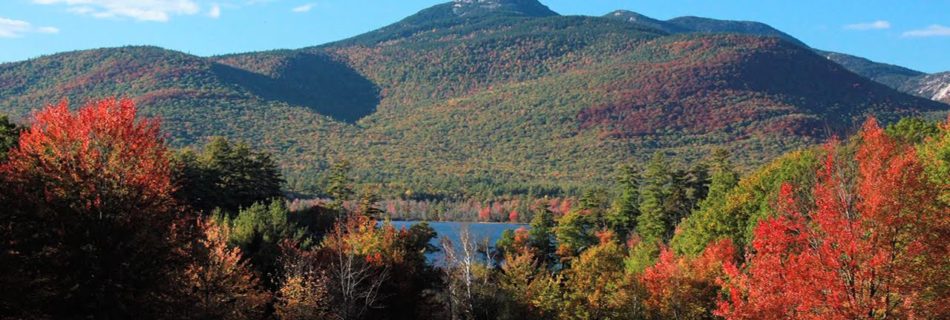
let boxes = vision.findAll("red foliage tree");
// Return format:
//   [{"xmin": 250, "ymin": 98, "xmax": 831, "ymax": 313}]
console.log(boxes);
[
  {"xmin": 0, "ymin": 98, "xmax": 185, "ymax": 317},
  {"xmin": 4, "ymin": 98, "xmax": 175, "ymax": 213},
  {"xmin": 717, "ymin": 118, "xmax": 949, "ymax": 319},
  {"xmin": 478, "ymin": 205, "xmax": 491, "ymax": 222},
  {"xmin": 642, "ymin": 239, "xmax": 737, "ymax": 319}
]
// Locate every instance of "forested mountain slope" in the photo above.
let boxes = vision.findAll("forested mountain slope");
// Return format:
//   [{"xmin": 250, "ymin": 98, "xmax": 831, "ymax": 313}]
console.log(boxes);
[
  {"xmin": 0, "ymin": 0, "xmax": 946, "ymax": 197},
  {"xmin": 605, "ymin": 9, "xmax": 950, "ymax": 106}
]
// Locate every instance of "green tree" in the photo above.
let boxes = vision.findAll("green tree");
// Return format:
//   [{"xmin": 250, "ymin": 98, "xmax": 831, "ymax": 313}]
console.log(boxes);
[
  {"xmin": 326, "ymin": 160, "xmax": 354, "ymax": 211},
  {"xmin": 671, "ymin": 150, "xmax": 818, "ymax": 256},
  {"xmin": 606, "ymin": 165, "xmax": 640, "ymax": 240},
  {"xmin": 528, "ymin": 204, "xmax": 557, "ymax": 267},
  {"xmin": 555, "ymin": 210, "xmax": 595, "ymax": 260},
  {"xmin": 637, "ymin": 152, "xmax": 673, "ymax": 244},
  {"xmin": 220, "ymin": 199, "xmax": 311, "ymax": 288},
  {"xmin": 173, "ymin": 137, "xmax": 283, "ymax": 213},
  {"xmin": 0, "ymin": 115, "xmax": 21, "ymax": 161},
  {"xmin": 885, "ymin": 117, "xmax": 940, "ymax": 144}
]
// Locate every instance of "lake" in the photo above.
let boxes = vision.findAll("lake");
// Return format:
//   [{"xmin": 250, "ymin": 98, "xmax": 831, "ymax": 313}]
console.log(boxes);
[{"xmin": 385, "ymin": 221, "xmax": 527, "ymax": 265}]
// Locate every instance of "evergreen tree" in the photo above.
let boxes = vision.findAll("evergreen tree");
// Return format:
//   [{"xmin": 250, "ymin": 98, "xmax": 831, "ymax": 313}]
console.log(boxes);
[
  {"xmin": 326, "ymin": 160, "xmax": 354, "ymax": 211},
  {"xmin": 578, "ymin": 188, "xmax": 610, "ymax": 230},
  {"xmin": 0, "ymin": 115, "xmax": 21, "ymax": 161},
  {"xmin": 637, "ymin": 152, "xmax": 672, "ymax": 243},
  {"xmin": 606, "ymin": 165, "xmax": 640, "ymax": 240},
  {"xmin": 173, "ymin": 137, "xmax": 283, "ymax": 213},
  {"xmin": 702, "ymin": 149, "xmax": 739, "ymax": 209},
  {"xmin": 223, "ymin": 199, "xmax": 311, "ymax": 288},
  {"xmin": 528, "ymin": 204, "xmax": 557, "ymax": 266}
]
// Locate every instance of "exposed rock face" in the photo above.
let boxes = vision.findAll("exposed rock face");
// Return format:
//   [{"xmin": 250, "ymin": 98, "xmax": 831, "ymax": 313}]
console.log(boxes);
[
  {"xmin": 451, "ymin": 0, "xmax": 557, "ymax": 17},
  {"xmin": 907, "ymin": 72, "xmax": 950, "ymax": 103}
]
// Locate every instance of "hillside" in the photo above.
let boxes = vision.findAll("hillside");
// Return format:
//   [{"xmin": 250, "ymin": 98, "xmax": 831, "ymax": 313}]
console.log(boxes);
[
  {"xmin": 0, "ymin": 0, "xmax": 946, "ymax": 197},
  {"xmin": 603, "ymin": 10, "xmax": 949, "ymax": 106}
]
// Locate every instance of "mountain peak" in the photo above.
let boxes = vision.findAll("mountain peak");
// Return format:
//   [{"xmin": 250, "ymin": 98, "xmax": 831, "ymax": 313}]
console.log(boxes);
[{"xmin": 451, "ymin": 0, "xmax": 558, "ymax": 17}]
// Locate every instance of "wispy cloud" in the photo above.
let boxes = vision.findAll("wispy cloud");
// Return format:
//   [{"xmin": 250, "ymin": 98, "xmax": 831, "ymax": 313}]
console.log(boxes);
[
  {"xmin": 292, "ymin": 3, "xmax": 315, "ymax": 13},
  {"xmin": 208, "ymin": 3, "xmax": 222, "ymax": 18},
  {"xmin": 844, "ymin": 20, "xmax": 891, "ymax": 31},
  {"xmin": 32, "ymin": 0, "xmax": 201, "ymax": 22},
  {"xmin": 902, "ymin": 24, "xmax": 950, "ymax": 38},
  {"xmin": 0, "ymin": 17, "xmax": 59, "ymax": 38}
]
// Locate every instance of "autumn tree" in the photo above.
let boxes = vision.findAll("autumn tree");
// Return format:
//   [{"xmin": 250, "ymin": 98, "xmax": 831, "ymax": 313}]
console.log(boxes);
[
  {"xmin": 497, "ymin": 250, "xmax": 561, "ymax": 320},
  {"xmin": 0, "ymin": 98, "xmax": 184, "ymax": 318},
  {"xmin": 182, "ymin": 219, "xmax": 270, "ymax": 320},
  {"xmin": 717, "ymin": 118, "xmax": 950, "ymax": 319},
  {"xmin": 562, "ymin": 231, "xmax": 645, "ymax": 319},
  {"xmin": 275, "ymin": 243, "xmax": 336, "ymax": 320},
  {"xmin": 321, "ymin": 214, "xmax": 394, "ymax": 319},
  {"xmin": 641, "ymin": 239, "xmax": 736, "ymax": 319}
]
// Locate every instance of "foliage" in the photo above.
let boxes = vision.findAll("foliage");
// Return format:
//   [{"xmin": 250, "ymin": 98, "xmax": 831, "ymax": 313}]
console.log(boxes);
[
  {"xmin": 606, "ymin": 165, "xmax": 640, "ymax": 240},
  {"xmin": 917, "ymin": 116, "xmax": 950, "ymax": 205},
  {"xmin": 886, "ymin": 116, "xmax": 941, "ymax": 144},
  {"xmin": 671, "ymin": 149, "xmax": 818, "ymax": 256},
  {"xmin": 641, "ymin": 239, "xmax": 736, "ymax": 320},
  {"xmin": 717, "ymin": 118, "xmax": 950, "ymax": 319},
  {"xmin": 0, "ymin": 98, "xmax": 184, "ymax": 318},
  {"xmin": 173, "ymin": 136, "xmax": 284, "ymax": 213},
  {"xmin": 562, "ymin": 232, "xmax": 645, "ymax": 319},
  {"xmin": 182, "ymin": 219, "xmax": 270, "ymax": 319},
  {"xmin": 2, "ymin": 2, "xmax": 943, "ymax": 199},
  {"xmin": 497, "ymin": 250, "xmax": 561, "ymax": 320},
  {"xmin": 0, "ymin": 114, "xmax": 20, "ymax": 160},
  {"xmin": 218, "ymin": 199, "xmax": 312, "ymax": 288}
]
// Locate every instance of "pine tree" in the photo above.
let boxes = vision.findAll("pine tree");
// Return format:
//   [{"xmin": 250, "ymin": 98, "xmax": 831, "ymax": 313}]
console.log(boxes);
[
  {"xmin": 528, "ymin": 204, "xmax": 557, "ymax": 266},
  {"xmin": 0, "ymin": 114, "xmax": 21, "ymax": 161},
  {"xmin": 326, "ymin": 160, "xmax": 354, "ymax": 211},
  {"xmin": 606, "ymin": 165, "xmax": 640, "ymax": 240},
  {"xmin": 637, "ymin": 152, "xmax": 672, "ymax": 243}
]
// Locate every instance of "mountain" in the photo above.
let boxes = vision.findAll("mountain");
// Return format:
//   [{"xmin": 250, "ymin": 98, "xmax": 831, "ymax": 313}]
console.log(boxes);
[
  {"xmin": 603, "ymin": 10, "xmax": 949, "ymax": 106},
  {"xmin": 451, "ymin": 0, "xmax": 558, "ymax": 17},
  {"xmin": 0, "ymin": 1, "xmax": 946, "ymax": 197},
  {"xmin": 816, "ymin": 50, "xmax": 925, "ymax": 88},
  {"xmin": 605, "ymin": 10, "xmax": 805, "ymax": 46}
]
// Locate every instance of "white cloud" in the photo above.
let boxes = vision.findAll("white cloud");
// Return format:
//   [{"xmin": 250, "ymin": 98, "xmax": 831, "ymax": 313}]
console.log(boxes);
[
  {"xmin": 844, "ymin": 20, "xmax": 891, "ymax": 31},
  {"xmin": 902, "ymin": 24, "xmax": 950, "ymax": 38},
  {"xmin": 36, "ymin": 26, "xmax": 60, "ymax": 34},
  {"xmin": 0, "ymin": 17, "xmax": 59, "ymax": 38},
  {"xmin": 292, "ymin": 3, "xmax": 314, "ymax": 13},
  {"xmin": 32, "ymin": 0, "xmax": 201, "ymax": 22},
  {"xmin": 208, "ymin": 3, "xmax": 221, "ymax": 18}
]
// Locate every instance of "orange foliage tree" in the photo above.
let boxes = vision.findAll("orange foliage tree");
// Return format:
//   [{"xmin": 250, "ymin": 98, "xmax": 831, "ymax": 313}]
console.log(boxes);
[
  {"xmin": 183, "ymin": 219, "xmax": 270, "ymax": 319},
  {"xmin": 717, "ymin": 118, "xmax": 949, "ymax": 319},
  {"xmin": 641, "ymin": 239, "xmax": 736, "ymax": 319},
  {"xmin": 0, "ymin": 98, "xmax": 184, "ymax": 317}
]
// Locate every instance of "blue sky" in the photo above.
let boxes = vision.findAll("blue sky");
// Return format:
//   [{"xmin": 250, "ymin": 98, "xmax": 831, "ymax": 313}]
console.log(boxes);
[{"xmin": 1, "ymin": 0, "xmax": 948, "ymax": 72}]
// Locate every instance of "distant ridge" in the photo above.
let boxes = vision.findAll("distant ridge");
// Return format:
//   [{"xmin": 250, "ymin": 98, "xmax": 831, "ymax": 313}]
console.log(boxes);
[{"xmin": 604, "ymin": 9, "xmax": 948, "ymax": 106}]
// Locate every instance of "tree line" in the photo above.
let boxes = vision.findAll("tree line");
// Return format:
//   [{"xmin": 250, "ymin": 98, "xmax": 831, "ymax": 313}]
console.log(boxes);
[{"xmin": 0, "ymin": 98, "xmax": 947, "ymax": 319}]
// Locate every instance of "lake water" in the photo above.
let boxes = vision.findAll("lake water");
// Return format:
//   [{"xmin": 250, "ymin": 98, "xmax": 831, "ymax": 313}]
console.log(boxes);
[{"xmin": 385, "ymin": 221, "xmax": 527, "ymax": 265}]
